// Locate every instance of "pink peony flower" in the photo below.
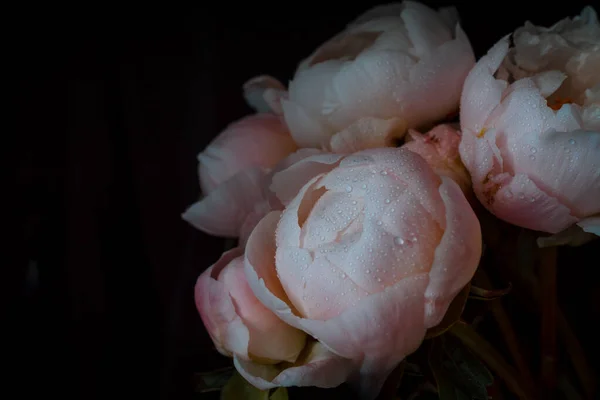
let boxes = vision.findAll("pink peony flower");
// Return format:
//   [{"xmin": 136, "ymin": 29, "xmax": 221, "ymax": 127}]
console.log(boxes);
[
  {"xmin": 402, "ymin": 124, "xmax": 471, "ymax": 193},
  {"xmin": 244, "ymin": 147, "xmax": 482, "ymax": 399},
  {"xmin": 182, "ymin": 114, "xmax": 297, "ymax": 243},
  {"xmin": 243, "ymin": 2, "xmax": 475, "ymax": 153},
  {"xmin": 196, "ymin": 247, "xmax": 355, "ymax": 389},
  {"xmin": 459, "ymin": 7, "xmax": 600, "ymax": 237},
  {"xmin": 197, "ymin": 113, "xmax": 296, "ymax": 194}
]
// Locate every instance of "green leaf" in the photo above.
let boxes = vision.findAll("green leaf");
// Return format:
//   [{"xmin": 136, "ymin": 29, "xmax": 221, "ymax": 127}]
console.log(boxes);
[
  {"xmin": 430, "ymin": 339, "xmax": 460, "ymax": 400},
  {"xmin": 221, "ymin": 371, "xmax": 270, "ymax": 400},
  {"xmin": 194, "ymin": 367, "xmax": 234, "ymax": 393},
  {"xmin": 469, "ymin": 283, "xmax": 512, "ymax": 301},
  {"xmin": 425, "ymin": 283, "xmax": 470, "ymax": 339},
  {"xmin": 429, "ymin": 336, "xmax": 493, "ymax": 400},
  {"xmin": 443, "ymin": 336, "xmax": 493, "ymax": 399},
  {"xmin": 269, "ymin": 387, "xmax": 288, "ymax": 400},
  {"xmin": 450, "ymin": 323, "xmax": 532, "ymax": 400}
]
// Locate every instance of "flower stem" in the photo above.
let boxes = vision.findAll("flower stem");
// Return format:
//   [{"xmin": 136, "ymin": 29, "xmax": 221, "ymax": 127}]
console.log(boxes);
[
  {"xmin": 557, "ymin": 311, "xmax": 596, "ymax": 399},
  {"xmin": 477, "ymin": 271, "xmax": 536, "ymax": 398},
  {"xmin": 539, "ymin": 246, "xmax": 557, "ymax": 398},
  {"xmin": 449, "ymin": 322, "xmax": 534, "ymax": 400}
]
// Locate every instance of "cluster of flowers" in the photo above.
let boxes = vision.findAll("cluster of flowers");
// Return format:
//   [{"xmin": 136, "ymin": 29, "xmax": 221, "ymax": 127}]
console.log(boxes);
[{"xmin": 183, "ymin": 2, "xmax": 599, "ymax": 399}]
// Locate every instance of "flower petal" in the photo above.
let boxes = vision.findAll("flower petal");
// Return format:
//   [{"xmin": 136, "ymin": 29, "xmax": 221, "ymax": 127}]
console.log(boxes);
[
  {"xmin": 424, "ymin": 176, "xmax": 482, "ymax": 328},
  {"xmin": 195, "ymin": 248, "xmax": 249, "ymax": 358},
  {"xmin": 401, "ymin": 0, "xmax": 453, "ymax": 56},
  {"xmin": 492, "ymin": 174, "xmax": 578, "ymax": 233},
  {"xmin": 245, "ymin": 212, "xmax": 295, "ymax": 308},
  {"xmin": 219, "ymin": 256, "xmax": 306, "ymax": 363},
  {"xmin": 243, "ymin": 75, "xmax": 287, "ymax": 115},
  {"xmin": 270, "ymin": 153, "xmax": 343, "ymax": 206},
  {"xmin": 183, "ymin": 168, "xmax": 270, "ymax": 237},
  {"xmin": 246, "ymin": 248, "xmax": 429, "ymax": 399},
  {"xmin": 198, "ymin": 114, "xmax": 296, "ymax": 194},
  {"xmin": 329, "ymin": 117, "xmax": 406, "ymax": 153},
  {"xmin": 577, "ymin": 215, "xmax": 600, "ymax": 235},
  {"xmin": 281, "ymin": 99, "xmax": 332, "ymax": 148},
  {"xmin": 500, "ymin": 128, "xmax": 600, "ymax": 218},
  {"xmin": 460, "ymin": 36, "xmax": 510, "ymax": 134},
  {"xmin": 233, "ymin": 342, "xmax": 355, "ymax": 390},
  {"xmin": 403, "ymin": 125, "xmax": 471, "ymax": 192}
]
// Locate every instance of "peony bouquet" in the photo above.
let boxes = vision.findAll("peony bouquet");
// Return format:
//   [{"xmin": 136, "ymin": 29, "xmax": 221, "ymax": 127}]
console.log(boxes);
[{"xmin": 184, "ymin": 2, "xmax": 599, "ymax": 399}]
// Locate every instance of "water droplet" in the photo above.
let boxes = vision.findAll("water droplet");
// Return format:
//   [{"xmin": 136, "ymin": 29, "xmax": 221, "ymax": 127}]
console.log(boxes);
[
  {"xmin": 352, "ymin": 200, "xmax": 357, "ymax": 205},
  {"xmin": 385, "ymin": 199, "xmax": 391, "ymax": 204},
  {"xmin": 346, "ymin": 185, "xmax": 353, "ymax": 193},
  {"xmin": 376, "ymin": 220, "xmax": 383, "ymax": 226},
  {"xmin": 325, "ymin": 297, "xmax": 329, "ymax": 301},
  {"xmin": 340, "ymin": 272, "xmax": 346, "ymax": 278},
  {"xmin": 505, "ymin": 190, "xmax": 513, "ymax": 198},
  {"xmin": 380, "ymin": 170, "xmax": 388, "ymax": 175},
  {"xmin": 361, "ymin": 184, "xmax": 367, "ymax": 189},
  {"xmin": 366, "ymin": 269, "xmax": 371, "ymax": 274},
  {"xmin": 529, "ymin": 154, "xmax": 536, "ymax": 161},
  {"xmin": 319, "ymin": 236, "xmax": 325, "ymax": 241},
  {"xmin": 530, "ymin": 147, "xmax": 537, "ymax": 154},
  {"xmin": 394, "ymin": 237, "xmax": 405, "ymax": 245},
  {"xmin": 529, "ymin": 197, "xmax": 535, "ymax": 202},
  {"xmin": 569, "ymin": 138, "xmax": 576, "ymax": 145}
]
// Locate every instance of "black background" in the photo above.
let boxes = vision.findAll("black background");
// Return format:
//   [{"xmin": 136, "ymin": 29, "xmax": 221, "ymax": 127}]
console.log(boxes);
[{"xmin": 10, "ymin": 1, "xmax": 597, "ymax": 399}]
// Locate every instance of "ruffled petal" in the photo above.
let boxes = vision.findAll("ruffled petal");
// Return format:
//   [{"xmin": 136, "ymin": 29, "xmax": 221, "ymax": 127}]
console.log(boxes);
[
  {"xmin": 424, "ymin": 176, "xmax": 482, "ymax": 328},
  {"xmin": 198, "ymin": 114, "xmax": 296, "ymax": 194},
  {"xmin": 329, "ymin": 117, "xmax": 406, "ymax": 153},
  {"xmin": 491, "ymin": 174, "xmax": 578, "ymax": 233},
  {"xmin": 195, "ymin": 248, "xmax": 249, "ymax": 358},
  {"xmin": 183, "ymin": 168, "xmax": 270, "ymax": 237},
  {"xmin": 270, "ymin": 153, "xmax": 343, "ymax": 206},
  {"xmin": 219, "ymin": 256, "xmax": 306, "ymax": 363},
  {"xmin": 281, "ymin": 99, "xmax": 332, "ymax": 148},
  {"xmin": 460, "ymin": 37, "xmax": 510, "ymax": 134},
  {"xmin": 243, "ymin": 75, "xmax": 287, "ymax": 115}
]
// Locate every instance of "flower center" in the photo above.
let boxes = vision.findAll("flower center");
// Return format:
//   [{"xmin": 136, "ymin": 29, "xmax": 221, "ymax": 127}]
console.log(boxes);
[{"xmin": 546, "ymin": 96, "xmax": 574, "ymax": 111}]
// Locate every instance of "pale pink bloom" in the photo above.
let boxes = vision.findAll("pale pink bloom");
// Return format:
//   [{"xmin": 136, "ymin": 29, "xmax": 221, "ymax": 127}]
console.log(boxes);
[
  {"xmin": 459, "ymin": 7, "xmax": 600, "ymax": 239},
  {"xmin": 402, "ymin": 124, "xmax": 471, "ymax": 193},
  {"xmin": 244, "ymin": 2, "xmax": 475, "ymax": 153},
  {"xmin": 197, "ymin": 114, "xmax": 296, "ymax": 194},
  {"xmin": 244, "ymin": 148, "xmax": 482, "ymax": 399},
  {"xmin": 195, "ymin": 247, "xmax": 355, "ymax": 389},
  {"xmin": 182, "ymin": 114, "xmax": 296, "ymax": 243}
]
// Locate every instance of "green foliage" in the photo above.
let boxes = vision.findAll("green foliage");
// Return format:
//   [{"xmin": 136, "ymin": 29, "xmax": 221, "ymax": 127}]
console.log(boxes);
[
  {"xmin": 429, "ymin": 336, "xmax": 493, "ymax": 400},
  {"xmin": 220, "ymin": 371, "xmax": 288, "ymax": 400}
]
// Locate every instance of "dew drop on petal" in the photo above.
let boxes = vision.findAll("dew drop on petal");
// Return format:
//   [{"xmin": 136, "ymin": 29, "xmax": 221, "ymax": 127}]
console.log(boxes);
[
  {"xmin": 569, "ymin": 139, "xmax": 576, "ymax": 145},
  {"xmin": 394, "ymin": 237, "xmax": 405, "ymax": 245},
  {"xmin": 346, "ymin": 185, "xmax": 353, "ymax": 193}
]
